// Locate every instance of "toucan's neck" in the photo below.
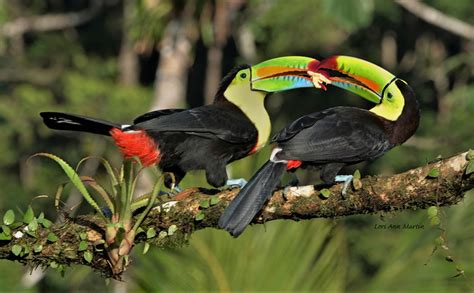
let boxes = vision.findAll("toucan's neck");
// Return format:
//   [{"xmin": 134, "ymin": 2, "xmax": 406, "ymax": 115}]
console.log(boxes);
[
  {"xmin": 220, "ymin": 88, "xmax": 271, "ymax": 151},
  {"xmin": 383, "ymin": 88, "xmax": 420, "ymax": 145}
]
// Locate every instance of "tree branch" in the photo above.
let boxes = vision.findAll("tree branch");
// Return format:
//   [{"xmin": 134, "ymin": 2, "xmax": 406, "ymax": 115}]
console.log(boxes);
[
  {"xmin": 396, "ymin": 0, "xmax": 474, "ymax": 40},
  {"xmin": 0, "ymin": 1, "xmax": 102, "ymax": 38},
  {"xmin": 0, "ymin": 151, "xmax": 472, "ymax": 278}
]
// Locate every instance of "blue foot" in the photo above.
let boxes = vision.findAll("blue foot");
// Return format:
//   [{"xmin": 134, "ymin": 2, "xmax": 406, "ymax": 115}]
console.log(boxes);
[
  {"xmin": 225, "ymin": 178, "xmax": 247, "ymax": 189},
  {"xmin": 334, "ymin": 175, "xmax": 353, "ymax": 196}
]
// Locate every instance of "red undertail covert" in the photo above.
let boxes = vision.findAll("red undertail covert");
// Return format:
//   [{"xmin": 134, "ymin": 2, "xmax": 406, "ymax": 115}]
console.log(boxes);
[
  {"xmin": 286, "ymin": 160, "xmax": 302, "ymax": 170},
  {"xmin": 110, "ymin": 128, "xmax": 160, "ymax": 166}
]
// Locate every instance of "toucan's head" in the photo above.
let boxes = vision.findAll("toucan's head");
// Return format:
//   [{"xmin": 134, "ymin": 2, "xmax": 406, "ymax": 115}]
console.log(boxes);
[
  {"xmin": 216, "ymin": 57, "xmax": 315, "ymax": 105},
  {"xmin": 306, "ymin": 55, "xmax": 417, "ymax": 121}
]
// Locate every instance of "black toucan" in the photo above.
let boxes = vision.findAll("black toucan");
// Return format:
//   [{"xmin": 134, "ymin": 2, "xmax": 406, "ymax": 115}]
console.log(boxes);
[
  {"xmin": 40, "ymin": 57, "xmax": 323, "ymax": 189},
  {"xmin": 218, "ymin": 56, "xmax": 420, "ymax": 237}
]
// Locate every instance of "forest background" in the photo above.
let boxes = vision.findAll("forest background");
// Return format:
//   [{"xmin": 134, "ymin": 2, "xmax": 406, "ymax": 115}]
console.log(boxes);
[{"xmin": 0, "ymin": 0, "xmax": 472, "ymax": 291}]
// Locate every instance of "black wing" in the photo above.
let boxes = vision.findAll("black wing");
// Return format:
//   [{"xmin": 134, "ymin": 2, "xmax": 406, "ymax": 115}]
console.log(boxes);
[
  {"xmin": 132, "ymin": 105, "xmax": 256, "ymax": 144},
  {"xmin": 133, "ymin": 109, "xmax": 186, "ymax": 124},
  {"xmin": 276, "ymin": 107, "xmax": 392, "ymax": 164},
  {"xmin": 271, "ymin": 111, "xmax": 326, "ymax": 143}
]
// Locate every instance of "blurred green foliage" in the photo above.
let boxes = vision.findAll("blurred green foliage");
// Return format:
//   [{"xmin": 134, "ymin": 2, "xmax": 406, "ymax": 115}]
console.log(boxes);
[{"xmin": 0, "ymin": 0, "xmax": 472, "ymax": 291}]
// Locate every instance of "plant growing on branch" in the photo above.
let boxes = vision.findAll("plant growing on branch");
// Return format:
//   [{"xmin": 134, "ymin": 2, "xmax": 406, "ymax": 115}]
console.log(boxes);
[{"xmin": 31, "ymin": 153, "xmax": 163, "ymax": 276}]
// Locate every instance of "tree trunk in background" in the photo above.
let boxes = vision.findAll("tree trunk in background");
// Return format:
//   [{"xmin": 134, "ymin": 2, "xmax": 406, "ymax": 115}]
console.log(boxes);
[
  {"xmin": 151, "ymin": 2, "xmax": 198, "ymax": 110},
  {"xmin": 204, "ymin": 0, "xmax": 244, "ymax": 104},
  {"xmin": 118, "ymin": 0, "xmax": 139, "ymax": 86}
]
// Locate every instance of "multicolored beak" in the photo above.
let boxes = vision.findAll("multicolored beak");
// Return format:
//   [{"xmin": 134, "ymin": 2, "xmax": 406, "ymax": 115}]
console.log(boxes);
[
  {"xmin": 250, "ymin": 56, "xmax": 317, "ymax": 92},
  {"xmin": 308, "ymin": 55, "xmax": 398, "ymax": 104}
]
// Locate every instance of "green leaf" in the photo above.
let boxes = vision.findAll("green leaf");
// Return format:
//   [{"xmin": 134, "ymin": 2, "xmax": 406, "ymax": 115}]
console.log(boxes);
[
  {"xmin": 47, "ymin": 232, "xmax": 58, "ymax": 242},
  {"xmin": 465, "ymin": 161, "xmax": 474, "ymax": 175},
  {"xmin": 136, "ymin": 227, "xmax": 145, "ymax": 235},
  {"xmin": 3, "ymin": 210, "xmax": 15, "ymax": 226},
  {"xmin": 143, "ymin": 242, "xmax": 150, "ymax": 255},
  {"xmin": 353, "ymin": 169, "xmax": 361, "ymax": 180},
  {"xmin": 28, "ymin": 218, "xmax": 38, "ymax": 232},
  {"xmin": 78, "ymin": 241, "xmax": 88, "ymax": 251},
  {"xmin": 1, "ymin": 225, "xmax": 11, "ymax": 236},
  {"xmin": 81, "ymin": 176, "xmax": 115, "ymax": 214},
  {"xmin": 33, "ymin": 153, "xmax": 106, "ymax": 220},
  {"xmin": 167, "ymin": 225, "xmax": 177, "ymax": 236},
  {"xmin": 352, "ymin": 170, "xmax": 362, "ymax": 190},
  {"xmin": 23, "ymin": 206, "xmax": 34, "ymax": 224},
  {"xmin": 199, "ymin": 199, "xmax": 210, "ymax": 209},
  {"xmin": 40, "ymin": 218, "xmax": 52, "ymax": 229},
  {"xmin": 79, "ymin": 232, "xmax": 87, "ymax": 240},
  {"xmin": 0, "ymin": 232, "xmax": 11, "ymax": 240},
  {"xmin": 466, "ymin": 149, "xmax": 474, "ymax": 161},
  {"xmin": 195, "ymin": 211, "xmax": 205, "ymax": 221},
  {"xmin": 430, "ymin": 216, "xmax": 441, "ymax": 226},
  {"xmin": 210, "ymin": 196, "xmax": 220, "ymax": 206},
  {"xmin": 23, "ymin": 245, "xmax": 30, "ymax": 255},
  {"xmin": 26, "ymin": 230, "xmax": 37, "ymax": 238},
  {"xmin": 427, "ymin": 206, "xmax": 438, "ymax": 218},
  {"xmin": 83, "ymin": 251, "xmax": 93, "ymax": 263},
  {"xmin": 34, "ymin": 244, "xmax": 43, "ymax": 253},
  {"xmin": 320, "ymin": 189, "xmax": 332, "ymax": 199},
  {"xmin": 50, "ymin": 261, "xmax": 58, "ymax": 269},
  {"xmin": 11, "ymin": 244, "xmax": 22, "ymax": 256},
  {"xmin": 426, "ymin": 168, "xmax": 440, "ymax": 178},
  {"xmin": 146, "ymin": 227, "xmax": 156, "ymax": 239},
  {"xmin": 158, "ymin": 231, "xmax": 168, "ymax": 239},
  {"xmin": 54, "ymin": 183, "xmax": 66, "ymax": 209}
]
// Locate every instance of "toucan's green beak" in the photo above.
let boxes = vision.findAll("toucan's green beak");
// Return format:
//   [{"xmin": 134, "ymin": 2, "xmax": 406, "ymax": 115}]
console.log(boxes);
[
  {"xmin": 250, "ymin": 56, "xmax": 317, "ymax": 92},
  {"xmin": 308, "ymin": 55, "xmax": 398, "ymax": 104}
]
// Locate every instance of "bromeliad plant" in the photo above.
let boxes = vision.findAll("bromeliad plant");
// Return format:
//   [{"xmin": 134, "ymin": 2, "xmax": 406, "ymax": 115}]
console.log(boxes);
[{"xmin": 34, "ymin": 153, "xmax": 162, "ymax": 276}]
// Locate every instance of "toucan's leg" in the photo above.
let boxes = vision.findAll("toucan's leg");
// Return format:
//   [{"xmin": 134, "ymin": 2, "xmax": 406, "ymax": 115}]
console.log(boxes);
[
  {"xmin": 205, "ymin": 161, "xmax": 248, "ymax": 189},
  {"xmin": 206, "ymin": 162, "xmax": 228, "ymax": 188},
  {"xmin": 320, "ymin": 163, "xmax": 345, "ymax": 184},
  {"xmin": 334, "ymin": 175, "xmax": 353, "ymax": 197},
  {"xmin": 320, "ymin": 163, "xmax": 351, "ymax": 197},
  {"xmin": 163, "ymin": 168, "xmax": 185, "ymax": 193}
]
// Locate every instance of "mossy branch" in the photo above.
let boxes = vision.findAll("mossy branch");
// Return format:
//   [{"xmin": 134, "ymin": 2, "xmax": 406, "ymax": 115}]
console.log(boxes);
[{"xmin": 0, "ymin": 151, "xmax": 472, "ymax": 279}]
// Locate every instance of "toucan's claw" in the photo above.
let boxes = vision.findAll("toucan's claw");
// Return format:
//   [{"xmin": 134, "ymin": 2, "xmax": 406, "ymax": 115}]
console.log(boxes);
[
  {"xmin": 170, "ymin": 184, "xmax": 182, "ymax": 194},
  {"xmin": 225, "ymin": 178, "xmax": 248, "ymax": 189},
  {"xmin": 334, "ymin": 175, "xmax": 353, "ymax": 198}
]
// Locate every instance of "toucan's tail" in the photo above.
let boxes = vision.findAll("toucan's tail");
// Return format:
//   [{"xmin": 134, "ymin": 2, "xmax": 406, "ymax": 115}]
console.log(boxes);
[
  {"xmin": 218, "ymin": 160, "xmax": 286, "ymax": 237},
  {"xmin": 40, "ymin": 112, "xmax": 121, "ymax": 136}
]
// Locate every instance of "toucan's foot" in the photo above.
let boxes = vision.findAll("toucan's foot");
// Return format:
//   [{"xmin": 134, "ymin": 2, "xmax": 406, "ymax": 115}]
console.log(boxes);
[
  {"xmin": 334, "ymin": 175, "xmax": 353, "ymax": 197},
  {"xmin": 170, "ymin": 184, "xmax": 182, "ymax": 194},
  {"xmin": 225, "ymin": 178, "xmax": 248, "ymax": 189}
]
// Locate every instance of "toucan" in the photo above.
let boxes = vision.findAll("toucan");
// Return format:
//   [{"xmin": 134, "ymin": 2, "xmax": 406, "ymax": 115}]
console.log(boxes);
[
  {"xmin": 218, "ymin": 55, "xmax": 420, "ymax": 237},
  {"xmin": 40, "ymin": 57, "xmax": 323, "ymax": 189}
]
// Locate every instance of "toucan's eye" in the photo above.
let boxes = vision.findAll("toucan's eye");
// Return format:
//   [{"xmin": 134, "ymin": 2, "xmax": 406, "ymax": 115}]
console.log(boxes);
[
  {"xmin": 240, "ymin": 73, "xmax": 247, "ymax": 79},
  {"xmin": 387, "ymin": 92, "xmax": 393, "ymax": 99}
]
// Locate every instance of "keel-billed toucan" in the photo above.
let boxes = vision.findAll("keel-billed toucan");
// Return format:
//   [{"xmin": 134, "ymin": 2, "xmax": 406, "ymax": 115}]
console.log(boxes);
[
  {"xmin": 219, "ymin": 56, "xmax": 420, "ymax": 237},
  {"xmin": 40, "ymin": 57, "xmax": 322, "ymax": 189}
]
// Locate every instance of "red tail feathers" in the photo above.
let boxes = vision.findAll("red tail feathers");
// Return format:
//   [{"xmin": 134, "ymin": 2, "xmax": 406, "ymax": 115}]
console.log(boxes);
[{"xmin": 110, "ymin": 128, "xmax": 160, "ymax": 166}]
